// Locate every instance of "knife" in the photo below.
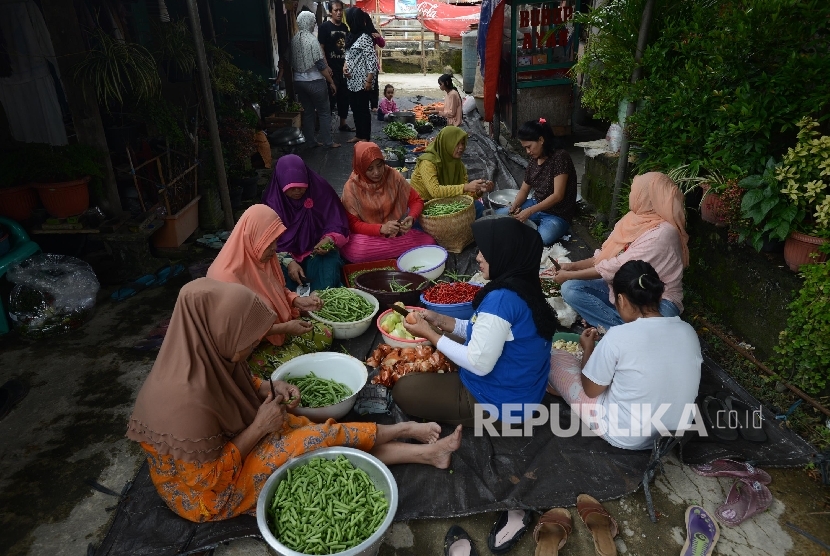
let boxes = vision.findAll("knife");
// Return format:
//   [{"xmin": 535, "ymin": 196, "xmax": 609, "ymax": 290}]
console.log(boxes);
[
  {"xmin": 394, "ymin": 208, "xmax": 410, "ymax": 237},
  {"xmin": 548, "ymin": 256, "xmax": 561, "ymax": 272},
  {"xmin": 389, "ymin": 304, "xmax": 444, "ymax": 336}
]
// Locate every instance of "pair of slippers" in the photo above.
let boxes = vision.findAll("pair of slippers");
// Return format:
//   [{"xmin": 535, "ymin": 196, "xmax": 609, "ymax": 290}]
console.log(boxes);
[
  {"xmin": 111, "ymin": 264, "xmax": 184, "ymax": 302},
  {"xmin": 196, "ymin": 231, "xmax": 230, "ymax": 250},
  {"xmin": 691, "ymin": 459, "xmax": 774, "ymax": 527},
  {"xmin": 700, "ymin": 391, "xmax": 767, "ymax": 442},
  {"xmin": 447, "ymin": 494, "xmax": 618, "ymax": 556},
  {"xmin": 0, "ymin": 379, "xmax": 29, "ymax": 421}
]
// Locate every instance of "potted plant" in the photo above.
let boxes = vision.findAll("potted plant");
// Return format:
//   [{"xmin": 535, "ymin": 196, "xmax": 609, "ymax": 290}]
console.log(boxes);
[
  {"xmin": 26, "ymin": 144, "xmax": 104, "ymax": 219},
  {"xmin": 738, "ymin": 157, "xmax": 800, "ymax": 252},
  {"xmin": 74, "ymin": 26, "xmax": 161, "ymax": 152},
  {"xmin": 152, "ymin": 19, "xmax": 196, "ymax": 83},
  {"xmin": 775, "ymin": 117, "xmax": 828, "ymax": 270}
]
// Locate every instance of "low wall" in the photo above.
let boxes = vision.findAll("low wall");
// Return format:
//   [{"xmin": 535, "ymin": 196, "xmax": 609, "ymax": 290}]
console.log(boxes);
[{"xmin": 380, "ymin": 47, "xmax": 461, "ymax": 74}]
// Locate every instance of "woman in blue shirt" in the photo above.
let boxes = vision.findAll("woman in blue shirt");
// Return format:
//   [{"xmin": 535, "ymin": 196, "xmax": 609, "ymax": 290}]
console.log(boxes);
[{"xmin": 392, "ymin": 217, "xmax": 559, "ymax": 426}]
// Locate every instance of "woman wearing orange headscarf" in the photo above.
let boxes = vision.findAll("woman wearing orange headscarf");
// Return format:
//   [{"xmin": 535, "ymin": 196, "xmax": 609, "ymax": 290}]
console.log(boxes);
[
  {"xmin": 207, "ymin": 204, "xmax": 330, "ymax": 377},
  {"xmin": 552, "ymin": 172, "xmax": 690, "ymax": 331},
  {"xmin": 127, "ymin": 278, "xmax": 462, "ymax": 522},
  {"xmin": 340, "ymin": 142, "xmax": 436, "ymax": 263}
]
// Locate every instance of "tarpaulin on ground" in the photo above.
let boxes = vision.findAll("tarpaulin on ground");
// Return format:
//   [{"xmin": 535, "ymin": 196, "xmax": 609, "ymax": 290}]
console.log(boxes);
[{"xmin": 354, "ymin": 0, "xmax": 479, "ymax": 38}]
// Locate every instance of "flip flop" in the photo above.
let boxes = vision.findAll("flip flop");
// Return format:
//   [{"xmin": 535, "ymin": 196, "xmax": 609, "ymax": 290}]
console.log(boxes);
[
  {"xmin": 720, "ymin": 394, "xmax": 768, "ymax": 442},
  {"xmin": 680, "ymin": 505, "xmax": 720, "ymax": 556},
  {"xmin": 111, "ymin": 274, "xmax": 157, "ymax": 302},
  {"xmin": 488, "ymin": 509, "xmax": 532, "ymax": 554},
  {"xmin": 0, "ymin": 379, "xmax": 29, "ymax": 421},
  {"xmin": 715, "ymin": 479, "xmax": 772, "ymax": 527},
  {"xmin": 444, "ymin": 524, "xmax": 479, "ymax": 556},
  {"xmin": 689, "ymin": 459, "xmax": 771, "ymax": 485},
  {"xmin": 533, "ymin": 508, "xmax": 572, "ymax": 556},
  {"xmin": 154, "ymin": 263, "xmax": 185, "ymax": 286},
  {"xmin": 700, "ymin": 396, "xmax": 739, "ymax": 441},
  {"xmin": 576, "ymin": 494, "xmax": 618, "ymax": 556}
]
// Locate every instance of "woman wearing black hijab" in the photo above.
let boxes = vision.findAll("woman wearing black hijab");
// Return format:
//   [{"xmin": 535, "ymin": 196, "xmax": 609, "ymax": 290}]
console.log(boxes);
[
  {"xmin": 393, "ymin": 217, "xmax": 559, "ymax": 427},
  {"xmin": 343, "ymin": 7, "xmax": 377, "ymax": 142}
]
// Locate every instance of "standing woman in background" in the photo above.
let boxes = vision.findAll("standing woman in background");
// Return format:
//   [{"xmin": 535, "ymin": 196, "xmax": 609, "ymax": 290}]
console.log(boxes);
[
  {"xmin": 343, "ymin": 7, "xmax": 377, "ymax": 143},
  {"xmin": 424, "ymin": 74, "xmax": 463, "ymax": 127}
]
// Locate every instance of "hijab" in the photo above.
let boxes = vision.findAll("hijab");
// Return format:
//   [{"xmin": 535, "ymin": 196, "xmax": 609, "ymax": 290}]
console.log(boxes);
[
  {"xmin": 206, "ymin": 204, "xmax": 298, "ymax": 345},
  {"xmin": 414, "ymin": 126, "xmax": 468, "ymax": 186},
  {"xmin": 291, "ymin": 11, "xmax": 324, "ymax": 73},
  {"xmin": 126, "ymin": 279, "xmax": 277, "ymax": 463},
  {"xmin": 341, "ymin": 142, "xmax": 410, "ymax": 224},
  {"xmin": 472, "ymin": 217, "xmax": 559, "ymax": 340},
  {"xmin": 262, "ymin": 154, "xmax": 350, "ymax": 258},
  {"xmin": 595, "ymin": 172, "xmax": 690, "ymax": 267},
  {"xmin": 345, "ymin": 7, "xmax": 369, "ymax": 49}
]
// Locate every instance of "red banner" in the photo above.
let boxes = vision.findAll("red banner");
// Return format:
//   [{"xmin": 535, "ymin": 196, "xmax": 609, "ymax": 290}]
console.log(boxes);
[{"xmin": 355, "ymin": 0, "xmax": 479, "ymax": 38}]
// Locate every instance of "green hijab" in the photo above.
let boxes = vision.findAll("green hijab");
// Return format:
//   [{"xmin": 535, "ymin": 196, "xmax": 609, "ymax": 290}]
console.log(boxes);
[{"xmin": 415, "ymin": 126, "xmax": 468, "ymax": 186}]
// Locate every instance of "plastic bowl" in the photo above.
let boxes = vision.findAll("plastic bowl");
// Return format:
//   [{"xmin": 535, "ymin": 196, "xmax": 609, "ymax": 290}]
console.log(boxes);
[
  {"xmin": 354, "ymin": 270, "xmax": 430, "ymax": 308},
  {"xmin": 397, "ymin": 245, "xmax": 447, "ymax": 281},
  {"xmin": 419, "ymin": 284, "xmax": 482, "ymax": 320},
  {"xmin": 271, "ymin": 352, "xmax": 367, "ymax": 422},
  {"xmin": 308, "ymin": 288, "xmax": 379, "ymax": 340},
  {"xmin": 256, "ymin": 447, "xmax": 398, "ymax": 556},
  {"xmin": 375, "ymin": 306, "xmax": 431, "ymax": 348}
]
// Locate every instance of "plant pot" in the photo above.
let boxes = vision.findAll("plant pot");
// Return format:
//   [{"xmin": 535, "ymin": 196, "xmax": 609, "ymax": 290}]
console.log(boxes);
[
  {"xmin": 32, "ymin": 177, "xmax": 90, "ymax": 219},
  {"xmin": 783, "ymin": 231, "xmax": 828, "ymax": 271},
  {"xmin": 104, "ymin": 123, "xmax": 142, "ymax": 154},
  {"xmin": 700, "ymin": 185, "xmax": 728, "ymax": 227},
  {"xmin": 0, "ymin": 184, "xmax": 39, "ymax": 222},
  {"xmin": 151, "ymin": 195, "xmax": 202, "ymax": 248}
]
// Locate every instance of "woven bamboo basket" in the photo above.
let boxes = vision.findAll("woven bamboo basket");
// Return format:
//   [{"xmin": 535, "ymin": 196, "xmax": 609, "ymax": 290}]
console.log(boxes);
[{"xmin": 419, "ymin": 195, "xmax": 476, "ymax": 253}]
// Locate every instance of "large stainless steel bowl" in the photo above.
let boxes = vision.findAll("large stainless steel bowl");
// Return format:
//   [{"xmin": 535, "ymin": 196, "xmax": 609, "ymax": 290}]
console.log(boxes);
[
  {"xmin": 256, "ymin": 447, "xmax": 399, "ymax": 556},
  {"xmin": 390, "ymin": 111, "xmax": 415, "ymax": 124},
  {"xmin": 486, "ymin": 189, "xmax": 519, "ymax": 209}
]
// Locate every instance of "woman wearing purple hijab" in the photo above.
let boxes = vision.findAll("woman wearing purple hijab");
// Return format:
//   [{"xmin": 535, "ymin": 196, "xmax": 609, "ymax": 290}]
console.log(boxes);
[{"xmin": 262, "ymin": 155, "xmax": 350, "ymax": 290}]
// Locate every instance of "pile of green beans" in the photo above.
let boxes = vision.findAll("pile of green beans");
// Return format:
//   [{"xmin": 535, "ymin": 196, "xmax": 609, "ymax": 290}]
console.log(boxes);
[
  {"xmin": 422, "ymin": 200, "xmax": 468, "ymax": 217},
  {"xmin": 269, "ymin": 455, "xmax": 389, "ymax": 554},
  {"xmin": 315, "ymin": 288, "xmax": 375, "ymax": 322},
  {"xmin": 347, "ymin": 267, "xmax": 395, "ymax": 287},
  {"xmin": 285, "ymin": 372, "xmax": 353, "ymax": 408},
  {"xmin": 388, "ymin": 280, "xmax": 413, "ymax": 292}
]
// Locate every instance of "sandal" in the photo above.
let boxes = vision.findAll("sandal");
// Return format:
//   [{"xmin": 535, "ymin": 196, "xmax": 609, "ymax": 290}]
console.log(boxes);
[
  {"xmin": 715, "ymin": 479, "xmax": 772, "ymax": 527},
  {"xmin": 444, "ymin": 524, "xmax": 479, "ymax": 556},
  {"xmin": 719, "ymin": 393, "xmax": 768, "ymax": 442},
  {"xmin": 488, "ymin": 510, "xmax": 532, "ymax": 554},
  {"xmin": 680, "ymin": 505, "xmax": 720, "ymax": 556},
  {"xmin": 690, "ymin": 458, "xmax": 771, "ymax": 485},
  {"xmin": 154, "ymin": 263, "xmax": 184, "ymax": 286},
  {"xmin": 111, "ymin": 274, "xmax": 157, "ymax": 302},
  {"xmin": 533, "ymin": 508, "xmax": 571, "ymax": 556},
  {"xmin": 576, "ymin": 494, "xmax": 618, "ymax": 556}
]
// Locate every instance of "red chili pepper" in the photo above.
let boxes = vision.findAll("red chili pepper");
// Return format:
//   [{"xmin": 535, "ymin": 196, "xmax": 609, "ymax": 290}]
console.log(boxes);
[{"xmin": 423, "ymin": 282, "xmax": 481, "ymax": 304}]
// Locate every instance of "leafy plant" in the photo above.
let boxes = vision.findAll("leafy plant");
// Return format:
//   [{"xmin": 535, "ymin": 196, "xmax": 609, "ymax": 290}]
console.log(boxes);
[
  {"xmin": 152, "ymin": 18, "xmax": 196, "ymax": 76},
  {"xmin": 138, "ymin": 98, "xmax": 188, "ymax": 147},
  {"xmin": 276, "ymin": 95, "xmax": 303, "ymax": 114},
  {"xmin": 774, "ymin": 257, "xmax": 830, "ymax": 393},
  {"xmin": 739, "ymin": 157, "xmax": 801, "ymax": 250},
  {"xmin": 667, "ymin": 164, "xmax": 708, "ymax": 196},
  {"xmin": 215, "ymin": 115, "xmax": 256, "ymax": 180},
  {"xmin": 74, "ymin": 26, "xmax": 161, "ymax": 110}
]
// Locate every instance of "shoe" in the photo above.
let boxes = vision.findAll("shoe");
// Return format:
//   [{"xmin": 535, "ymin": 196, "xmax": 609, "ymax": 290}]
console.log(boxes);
[
  {"xmin": 576, "ymin": 494, "xmax": 618, "ymax": 556},
  {"xmin": 488, "ymin": 510, "xmax": 532, "ymax": 554},
  {"xmin": 444, "ymin": 525, "xmax": 478, "ymax": 556},
  {"xmin": 719, "ymin": 393, "xmax": 767, "ymax": 442},
  {"xmin": 533, "ymin": 508, "xmax": 571, "ymax": 556},
  {"xmin": 680, "ymin": 505, "xmax": 719, "ymax": 555},
  {"xmin": 714, "ymin": 479, "xmax": 772, "ymax": 527}
]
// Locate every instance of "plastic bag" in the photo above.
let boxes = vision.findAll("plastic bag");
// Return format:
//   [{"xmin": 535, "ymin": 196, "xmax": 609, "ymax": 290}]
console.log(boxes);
[
  {"xmin": 462, "ymin": 95, "xmax": 477, "ymax": 116},
  {"xmin": 606, "ymin": 123, "xmax": 623, "ymax": 152},
  {"xmin": 7, "ymin": 254, "xmax": 100, "ymax": 338}
]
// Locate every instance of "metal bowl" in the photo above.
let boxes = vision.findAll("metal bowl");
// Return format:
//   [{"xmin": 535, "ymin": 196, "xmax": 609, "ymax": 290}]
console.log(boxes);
[
  {"xmin": 256, "ymin": 447, "xmax": 398, "ymax": 556},
  {"xmin": 486, "ymin": 189, "xmax": 519, "ymax": 210},
  {"xmin": 390, "ymin": 111, "xmax": 416, "ymax": 124}
]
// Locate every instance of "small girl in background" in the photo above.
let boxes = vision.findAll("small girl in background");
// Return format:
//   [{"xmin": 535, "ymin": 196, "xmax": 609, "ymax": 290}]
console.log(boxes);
[{"xmin": 378, "ymin": 84, "xmax": 398, "ymax": 120}]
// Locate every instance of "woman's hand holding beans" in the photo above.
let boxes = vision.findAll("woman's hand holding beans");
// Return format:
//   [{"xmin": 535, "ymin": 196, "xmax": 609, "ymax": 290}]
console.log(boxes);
[{"xmin": 253, "ymin": 392, "xmax": 286, "ymax": 436}]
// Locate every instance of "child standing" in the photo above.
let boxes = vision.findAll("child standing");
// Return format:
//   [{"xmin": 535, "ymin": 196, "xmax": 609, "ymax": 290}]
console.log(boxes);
[{"xmin": 378, "ymin": 84, "xmax": 398, "ymax": 120}]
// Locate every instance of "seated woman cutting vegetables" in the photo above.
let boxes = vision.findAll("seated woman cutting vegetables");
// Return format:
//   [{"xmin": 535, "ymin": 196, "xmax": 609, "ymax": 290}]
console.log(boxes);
[
  {"xmin": 127, "ymin": 278, "xmax": 463, "ymax": 523},
  {"xmin": 409, "ymin": 126, "xmax": 493, "ymax": 219},
  {"xmin": 339, "ymin": 142, "xmax": 436, "ymax": 263},
  {"xmin": 207, "ymin": 204, "xmax": 330, "ymax": 377},
  {"xmin": 392, "ymin": 217, "xmax": 559, "ymax": 426}
]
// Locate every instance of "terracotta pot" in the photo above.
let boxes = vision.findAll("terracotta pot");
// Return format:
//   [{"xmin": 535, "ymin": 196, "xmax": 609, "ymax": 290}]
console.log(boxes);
[
  {"xmin": 783, "ymin": 231, "xmax": 828, "ymax": 272},
  {"xmin": 0, "ymin": 184, "xmax": 39, "ymax": 222},
  {"xmin": 32, "ymin": 177, "xmax": 90, "ymax": 219},
  {"xmin": 700, "ymin": 185, "xmax": 728, "ymax": 227}
]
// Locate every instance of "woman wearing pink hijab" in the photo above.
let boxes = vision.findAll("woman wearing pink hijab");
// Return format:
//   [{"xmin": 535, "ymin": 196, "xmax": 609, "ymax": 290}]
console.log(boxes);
[
  {"xmin": 207, "ymin": 204, "xmax": 330, "ymax": 376},
  {"xmin": 552, "ymin": 172, "xmax": 690, "ymax": 331}
]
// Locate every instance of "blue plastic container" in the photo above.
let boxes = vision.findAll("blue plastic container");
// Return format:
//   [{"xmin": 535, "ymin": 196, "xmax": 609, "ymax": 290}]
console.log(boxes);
[{"xmin": 419, "ymin": 293, "xmax": 477, "ymax": 320}]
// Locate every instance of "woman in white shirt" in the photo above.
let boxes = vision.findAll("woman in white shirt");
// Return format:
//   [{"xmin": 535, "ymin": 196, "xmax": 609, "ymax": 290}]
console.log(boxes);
[
  {"xmin": 290, "ymin": 11, "xmax": 340, "ymax": 148},
  {"xmin": 549, "ymin": 259, "xmax": 702, "ymax": 450}
]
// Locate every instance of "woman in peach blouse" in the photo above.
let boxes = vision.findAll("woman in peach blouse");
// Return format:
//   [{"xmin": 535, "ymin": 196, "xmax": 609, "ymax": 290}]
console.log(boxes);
[{"xmin": 424, "ymin": 73, "xmax": 463, "ymax": 127}]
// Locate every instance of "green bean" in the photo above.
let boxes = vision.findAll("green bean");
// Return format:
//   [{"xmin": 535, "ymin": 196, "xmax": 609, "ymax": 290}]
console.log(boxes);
[
  {"xmin": 285, "ymin": 371, "xmax": 353, "ymax": 408},
  {"xmin": 422, "ymin": 200, "xmax": 468, "ymax": 217},
  {"xmin": 314, "ymin": 288, "xmax": 375, "ymax": 322},
  {"xmin": 347, "ymin": 266, "xmax": 395, "ymax": 287},
  {"xmin": 269, "ymin": 455, "xmax": 389, "ymax": 554},
  {"xmin": 388, "ymin": 280, "xmax": 413, "ymax": 292}
]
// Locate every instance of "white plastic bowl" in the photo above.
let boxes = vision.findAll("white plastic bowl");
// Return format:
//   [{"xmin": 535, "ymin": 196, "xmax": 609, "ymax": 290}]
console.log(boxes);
[
  {"xmin": 397, "ymin": 245, "xmax": 447, "ymax": 281},
  {"xmin": 271, "ymin": 352, "xmax": 368, "ymax": 422},
  {"xmin": 256, "ymin": 447, "xmax": 398, "ymax": 556},
  {"xmin": 308, "ymin": 288, "xmax": 379, "ymax": 339},
  {"xmin": 375, "ymin": 307, "xmax": 431, "ymax": 348}
]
